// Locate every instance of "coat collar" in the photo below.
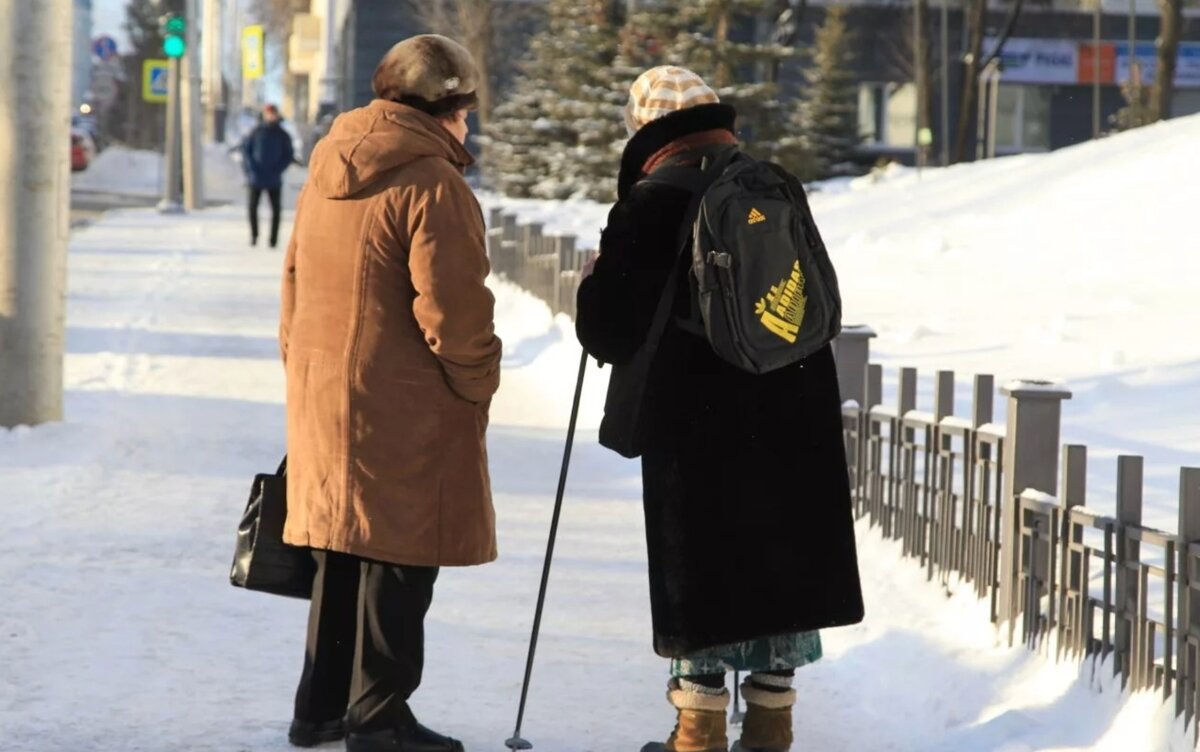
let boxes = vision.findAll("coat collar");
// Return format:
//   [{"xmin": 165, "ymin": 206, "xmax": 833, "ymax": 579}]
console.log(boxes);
[{"xmin": 617, "ymin": 103, "xmax": 738, "ymax": 199}]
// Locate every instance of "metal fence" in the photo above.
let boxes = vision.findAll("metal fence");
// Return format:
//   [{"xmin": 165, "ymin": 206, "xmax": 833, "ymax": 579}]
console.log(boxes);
[
  {"xmin": 485, "ymin": 208, "xmax": 597, "ymax": 320},
  {"xmin": 485, "ymin": 221, "xmax": 1200, "ymax": 743},
  {"xmin": 834, "ymin": 328, "xmax": 1200, "ymax": 743}
]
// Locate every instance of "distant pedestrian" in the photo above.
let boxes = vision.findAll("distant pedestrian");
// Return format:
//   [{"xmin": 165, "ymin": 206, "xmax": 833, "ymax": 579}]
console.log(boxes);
[
  {"xmin": 576, "ymin": 66, "xmax": 865, "ymax": 752},
  {"xmin": 241, "ymin": 103, "xmax": 294, "ymax": 248},
  {"xmin": 279, "ymin": 35, "xmax": 500, "ymax": 752}
]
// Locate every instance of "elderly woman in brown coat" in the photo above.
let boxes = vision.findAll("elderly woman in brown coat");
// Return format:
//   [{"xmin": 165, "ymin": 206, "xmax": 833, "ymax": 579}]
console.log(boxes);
[{"xmin": 279, "ymin": 35, "xmax": 501, "ymax": 752}]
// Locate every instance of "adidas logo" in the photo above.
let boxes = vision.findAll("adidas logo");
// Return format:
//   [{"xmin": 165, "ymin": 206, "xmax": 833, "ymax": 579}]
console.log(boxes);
[{"xmin": 747, "ymin": 208, "xmax": 767, "ymax": 225}]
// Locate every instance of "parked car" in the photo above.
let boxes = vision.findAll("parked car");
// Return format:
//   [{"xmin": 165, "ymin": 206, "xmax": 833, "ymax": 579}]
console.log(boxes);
[{"xmin": 71, "ymin": 128, "xmax": 96, "ymax": 172}]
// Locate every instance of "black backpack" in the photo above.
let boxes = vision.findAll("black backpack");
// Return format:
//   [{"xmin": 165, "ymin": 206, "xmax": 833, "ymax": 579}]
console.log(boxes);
[{"xmin": 645, "ymin": 147, "xmax": 842, "ymax": 374}]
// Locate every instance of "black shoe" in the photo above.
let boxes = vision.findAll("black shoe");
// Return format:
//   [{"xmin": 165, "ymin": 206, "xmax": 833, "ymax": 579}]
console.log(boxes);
[
  {"xmin": 251, "ymin": 236, "xmax": 258, "ymax": 247},
  {"xmin": 346, "ymin": 723, "xmax": 464, "ymax": 752},
  {"xmin": 289, "ymin": 718, "xmax": 347, "ymax": 747}
]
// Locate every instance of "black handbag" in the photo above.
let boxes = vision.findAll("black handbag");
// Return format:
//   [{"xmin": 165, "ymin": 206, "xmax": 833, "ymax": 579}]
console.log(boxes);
[{"xmin": 230, "ymin": 456, "xmax": 315, "ymax": 599}]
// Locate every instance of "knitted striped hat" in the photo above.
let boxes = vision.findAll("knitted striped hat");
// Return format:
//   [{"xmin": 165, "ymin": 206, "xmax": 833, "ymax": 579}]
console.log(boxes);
[{"xmin": 624, "ymin": 66, "xmax": 720, "ymax": 135}]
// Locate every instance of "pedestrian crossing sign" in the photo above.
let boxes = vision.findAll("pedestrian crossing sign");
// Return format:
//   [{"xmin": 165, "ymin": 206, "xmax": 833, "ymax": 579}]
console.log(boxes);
[{"xmin": 143, "ymin": 59, "xmax": 170, "ymax": 104}]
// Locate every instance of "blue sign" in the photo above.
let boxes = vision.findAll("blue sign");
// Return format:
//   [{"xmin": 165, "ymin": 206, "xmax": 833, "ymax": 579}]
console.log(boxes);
[
  {"xmin": 1115, "ymin": 41, "xmax": 1200, "ymax": 88},
  {"xmin": 92, "ymin": 35, "xmax": 118, "ymax": 62},
  {"xmin": 143, "ymin": 59, "xmax": 170, "ymax": 103}
]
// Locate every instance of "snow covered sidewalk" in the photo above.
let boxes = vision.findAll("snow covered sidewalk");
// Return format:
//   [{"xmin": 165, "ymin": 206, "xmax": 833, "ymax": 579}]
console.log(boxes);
[{"xmin": 0, "ymin": 201, "xmax": 1187, "ymax": 751}]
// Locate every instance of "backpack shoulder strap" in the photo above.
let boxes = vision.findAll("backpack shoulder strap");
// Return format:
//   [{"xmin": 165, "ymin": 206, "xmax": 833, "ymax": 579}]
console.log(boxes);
[{"xmin": 635, "ymin": 147, "xmax": 739, "ymax": 360}]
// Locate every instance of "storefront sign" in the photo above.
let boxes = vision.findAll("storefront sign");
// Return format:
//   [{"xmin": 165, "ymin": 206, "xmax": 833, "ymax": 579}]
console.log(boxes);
[
  {"xmin": 1077, "ymin": 42, "xmax": 1117, "ymax": 84},
  {"xmin": 986, "ymin": 38, "xmax": 1079, "ymax": 85},
  {"xmin": 989, "ymin": 38, "xmax": 1200, "ymax": 89},
  {"xmin": 1115, "ymin": 41, "xmax": 1200, "ymax": 88}
]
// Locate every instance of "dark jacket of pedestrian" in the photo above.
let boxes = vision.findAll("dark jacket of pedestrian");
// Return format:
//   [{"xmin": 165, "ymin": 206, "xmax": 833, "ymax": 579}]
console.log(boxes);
[
  {"xmin": 280, "ymin": 97, "xmax": 502, "ymax": 568},
  {"xmin": 575, "ymin": 101, "xmax": 865, "ymax": 659},
  {"xmin": 243, "ymin": 119, "xmax": 295, "ymax": 190}
]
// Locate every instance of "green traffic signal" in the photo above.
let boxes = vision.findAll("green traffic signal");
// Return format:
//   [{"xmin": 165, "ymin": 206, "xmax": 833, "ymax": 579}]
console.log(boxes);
[
  {"xmin": 161, "ymin": 14, "xmax": 186, "ymax": 58},
  {"xmin": 164, "ymin": 35, "xmax": 186, "ymax": 58}
]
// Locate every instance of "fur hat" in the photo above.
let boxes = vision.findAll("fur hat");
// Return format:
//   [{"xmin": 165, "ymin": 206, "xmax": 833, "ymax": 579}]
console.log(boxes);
[
  {"xmin": 625, "ymin": 66, "xmax": 720, "ymax": 135},
  {"xmin": 372, "ymin": 35, "xmax": 480, "ymax": 114}
]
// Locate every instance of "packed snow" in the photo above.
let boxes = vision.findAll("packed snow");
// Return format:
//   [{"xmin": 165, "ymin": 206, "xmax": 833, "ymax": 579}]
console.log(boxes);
[{"xmin": 2, "ymin": 116, "xmax": 1198, "ymax": 751}]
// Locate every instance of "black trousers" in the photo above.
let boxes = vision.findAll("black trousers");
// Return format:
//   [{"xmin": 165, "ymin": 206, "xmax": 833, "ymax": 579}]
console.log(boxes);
[
  {"xmin": 294, "ymin": 550, "xmax": 439, "ymax": 733},
  {"xmin": 248, "ymin": 186, "xmax": 282, "ymax": 246}
]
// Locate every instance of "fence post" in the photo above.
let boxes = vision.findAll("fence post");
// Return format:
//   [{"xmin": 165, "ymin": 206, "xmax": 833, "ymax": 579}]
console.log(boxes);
[
  {"xmin": 862, "ymin": 364, "xmax": 883, "ymax": 524},
  {"xmin": 895, "ymin": 367, "xmax": 918, "ymax": 549},
  {"xmin": 1178, "ymin": 468, "xmax": 1200, "ymax": 726},
  {"xmin": 1114, "ymin": 455, "xmax": 1144, "ymax": 686},
  {"xmin": 928, "ymin": 371, "xmax": 955, "ymax": 580},
  {"xmin": 998, "ymin": 381, "xmax": 1072, "ymax": 634},
  {"xmin": 552, "ymin": 235, "xmax": 575, "ymax": 316},
  {"xmin": 498, "ymin": 214, "xmax": 519, "ymax": 279},
  {"xmin": 1059, "ymin": 445, "xmax": 1087, "ymax": 658},
  {"xmin": 833, "ymin": 326, "xmax": 876, "ymax": 406}
]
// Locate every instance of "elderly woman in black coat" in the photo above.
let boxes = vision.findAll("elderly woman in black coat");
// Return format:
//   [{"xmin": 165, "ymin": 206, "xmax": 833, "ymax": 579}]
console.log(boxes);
[{"xmin": 575, "ymin": 66, "xmax": 865, "ymax": 752}]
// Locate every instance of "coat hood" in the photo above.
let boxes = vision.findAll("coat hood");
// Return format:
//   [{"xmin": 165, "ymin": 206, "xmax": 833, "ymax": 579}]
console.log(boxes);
[{"xmin": 308, "ymin": 99, "xmax": 474, "ymax": 200}]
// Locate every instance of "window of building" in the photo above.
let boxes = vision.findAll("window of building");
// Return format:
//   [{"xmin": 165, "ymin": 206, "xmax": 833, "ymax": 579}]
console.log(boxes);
[
  {"xmin": 994, "ymin": 85, "xmax": 1051, "ymax": 152},
  {"xmin": 858, "ymin": 82, "xmax": 918, "ymax": 149}
]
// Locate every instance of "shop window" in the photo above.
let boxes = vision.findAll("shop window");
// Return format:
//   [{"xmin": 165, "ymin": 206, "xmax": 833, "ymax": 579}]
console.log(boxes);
[
  {"xmin": 995, "ymin": 85, "xmax": 1051, "ymax": 152},
  {"xmin": 858, "ymin": 82, "xmax": 917, "ymax": 149}
]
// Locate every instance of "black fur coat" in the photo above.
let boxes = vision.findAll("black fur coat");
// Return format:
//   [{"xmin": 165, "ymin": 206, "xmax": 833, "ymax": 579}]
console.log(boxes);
[{"xmin": 576, "ymin": 103, "xmax": 865, "ymax": 658}]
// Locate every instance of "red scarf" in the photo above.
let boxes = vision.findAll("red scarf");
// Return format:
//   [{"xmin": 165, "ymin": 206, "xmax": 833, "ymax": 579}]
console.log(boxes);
[{"xmin": 641, "ymin": 129, "xmax": 738, "ymax": 175}]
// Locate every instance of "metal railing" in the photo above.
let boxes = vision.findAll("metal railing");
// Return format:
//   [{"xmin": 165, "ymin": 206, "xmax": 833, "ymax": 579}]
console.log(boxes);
[
  {"xmin": 486, "ymin": 208, "xmax": 596, "ymax": 320},
  {"xmin": 833, "ymin": 328, "xmax": 1200, "ymax": 745},
  {"xmin": 486, "ymin": 228, "xmax": 1200, "ymax": 745}
]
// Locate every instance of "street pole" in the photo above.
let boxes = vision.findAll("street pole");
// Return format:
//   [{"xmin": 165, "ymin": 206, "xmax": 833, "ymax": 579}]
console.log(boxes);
[
  {"xmin": 940, "ymin": 0, "xmax": 950, "ymax": 166},
  {"xmin": 1093, "ymin": 0, "xmax": 1101, "ymax": 137},
  {"xmin": 203, "ymin": 0, "xmax": 225, "ymax": 143},
  {"xmin": 159, "ymin": 57, "xmax": 185, "ymax": 213},
  {"xmin": 318, "ymin": 0, "xmax": 340, "ymax": 118},
  {"xmin": 183, "ymin": 0, "xmax": 205, "ymax": 210},
  {"xmin": 1128, "ymin": 0, "xmax": 1139, "ymax": 91},
  {"xmin": 913, "ymin": 0, "xmax": 924, "ymax": 171},
  {"xmin": 0, "ymin": 0, "xmax": 74, "ymax": 426}
]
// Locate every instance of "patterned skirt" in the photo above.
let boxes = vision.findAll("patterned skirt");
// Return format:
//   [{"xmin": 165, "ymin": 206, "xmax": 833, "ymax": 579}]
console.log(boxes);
[{"xmin": 670, "ymin": 631, "xmax": 823, "ymax": 677}]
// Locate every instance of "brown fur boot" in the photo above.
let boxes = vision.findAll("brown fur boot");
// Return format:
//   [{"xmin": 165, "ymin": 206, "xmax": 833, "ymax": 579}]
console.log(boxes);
[
  {"xmin": 734, "ymin": 680, "xmax": 796, "ymax": 752},
  {"xmin": 640, "ymin": 679, "xmax": 730, "ymax": 752}
]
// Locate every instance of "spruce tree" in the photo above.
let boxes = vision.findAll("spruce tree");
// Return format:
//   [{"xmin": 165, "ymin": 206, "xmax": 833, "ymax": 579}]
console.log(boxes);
[
  {"xmin": 794, "ymin": 6, "xmax": 860, "ymax": 180},
  {"xmin": 623, "ymin": 1, "xmax": 798, "ymax": 165},
  {"xmin": 481, "ymin": 0, "xmax": 625, "ymax": 201}
]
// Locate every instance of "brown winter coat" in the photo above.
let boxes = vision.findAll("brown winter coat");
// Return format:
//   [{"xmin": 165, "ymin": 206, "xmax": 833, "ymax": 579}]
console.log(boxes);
[{"xmin": 280, "ymin": 99, "xmax": 502, "ymax": 567}]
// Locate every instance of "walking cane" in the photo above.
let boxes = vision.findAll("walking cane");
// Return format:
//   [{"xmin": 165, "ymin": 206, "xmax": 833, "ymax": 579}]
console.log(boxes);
[{"xmin": 505, "ymin": 349, "xmax": 590, "ymax": 751}]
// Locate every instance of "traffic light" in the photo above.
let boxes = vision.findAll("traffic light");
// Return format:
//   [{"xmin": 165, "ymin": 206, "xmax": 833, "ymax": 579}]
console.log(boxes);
[{"xmin": 161, "ymin": 14, "xmax": 186, "ymax": 58}]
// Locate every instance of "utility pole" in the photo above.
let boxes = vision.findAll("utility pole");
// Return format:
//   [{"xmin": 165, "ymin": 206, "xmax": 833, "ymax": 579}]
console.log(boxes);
[
  {"xmin": 0, "ymin": 0, "xmax": 74, "ymax": 426},
  {"xmin": 1093, "ymin": 0, "xmax": 1102, "ymax": 137},
  {"xmin": 203, "ymin": 0, "xmax": 226, "ymax": 142},
  {"xmin": 159, "ymin": 57, "xmax": 185, "ymax": 212},
  {"xmin": 940, "ymin": 0, "xmax": 950, "ymax": 166},
  {"xmin": 913, "ymin": 0, "xmax": 929, "ymax": 170},
  {"xmin": 1128, "ymin": 0, "xmax": 1139, "ymax": 92},
  {"xmin": 159, "ymin": 23, "xmax": 185, "ymax": 213},
  {"xmin": 183, "ymin": 0, "xmax": 205, "ymax": 210},
  {"xmin": 318, "ymin": 0, "xmax": 340, "ymax": 118}
]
